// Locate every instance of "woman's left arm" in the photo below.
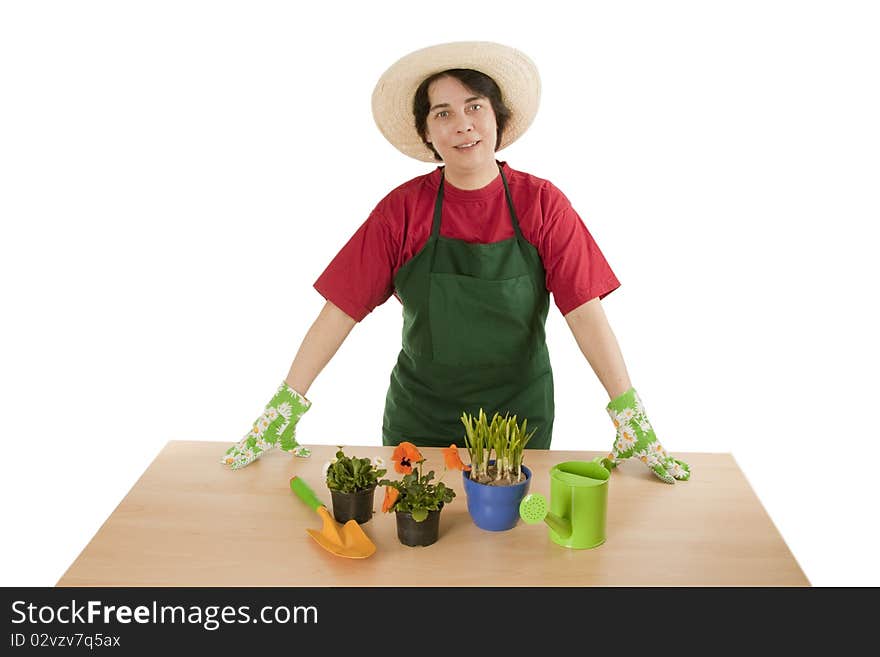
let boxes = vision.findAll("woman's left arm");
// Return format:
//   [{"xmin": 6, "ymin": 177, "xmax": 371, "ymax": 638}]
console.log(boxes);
[
  {"xmin": 564, "ymin": 297, "xmax": 692, "ymax": 483},
  {"xmin": 563, "ymin": 297, "xmax": 631, "ymax": 401}
]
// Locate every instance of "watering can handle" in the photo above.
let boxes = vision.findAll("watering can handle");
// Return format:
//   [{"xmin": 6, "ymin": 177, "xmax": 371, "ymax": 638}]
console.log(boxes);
[
  {"xmin": 591, "ymin": 456, "xmax": 612, "ymax": 473},
  {"xmin": 290, "ymin": 476, "xmax": 323, "ymax": 511}
]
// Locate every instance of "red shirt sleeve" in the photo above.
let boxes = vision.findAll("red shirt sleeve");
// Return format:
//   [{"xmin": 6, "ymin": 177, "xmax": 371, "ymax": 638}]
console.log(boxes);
[
  {"xmin": 538, "ymin": 184, "xmax": 621, "ymax": 316},
  {"xmin": 313, "ymin": 207, "xmax": 399, "ymax": 322}
]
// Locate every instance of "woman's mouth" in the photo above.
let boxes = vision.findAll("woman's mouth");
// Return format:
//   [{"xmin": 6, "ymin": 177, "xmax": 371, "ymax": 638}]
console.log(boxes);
[{"xmin": 454, "ymin": 140, "xmax": 481, "ymax": 150}]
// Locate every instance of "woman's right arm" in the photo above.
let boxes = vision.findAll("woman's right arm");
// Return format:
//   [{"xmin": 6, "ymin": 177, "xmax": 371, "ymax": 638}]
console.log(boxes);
[
  {"xmin": 284, "ymin": 300, "xmax": 357, "ymax": 397},
  {"xmin": 221, "ymin": 300, "xmax": 356, "ymax": 469}
]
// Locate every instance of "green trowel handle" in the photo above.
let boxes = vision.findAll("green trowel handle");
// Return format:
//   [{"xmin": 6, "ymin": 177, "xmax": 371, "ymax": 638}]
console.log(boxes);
[{"xmin": 290, "ymin": 476, "xmax": 323, "ymax": 511}]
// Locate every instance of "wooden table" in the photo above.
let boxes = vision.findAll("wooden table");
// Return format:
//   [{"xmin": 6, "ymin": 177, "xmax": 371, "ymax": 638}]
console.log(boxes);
[{"xmin": 57, "ymin": 442, "xmax": 809, "ymax": 587}]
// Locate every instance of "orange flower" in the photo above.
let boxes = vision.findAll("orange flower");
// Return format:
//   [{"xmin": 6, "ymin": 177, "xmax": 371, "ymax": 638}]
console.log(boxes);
[
  {"xmin": 442, "ymin": 444, "xmax": 471, "ymax": 471},
  {"xmin": 392, "ymin": 441, "xmax": 422, "ymax": 474},
  {"xmin": 382, "ymin": 486, "xmax": 399, "ymax": 513}
]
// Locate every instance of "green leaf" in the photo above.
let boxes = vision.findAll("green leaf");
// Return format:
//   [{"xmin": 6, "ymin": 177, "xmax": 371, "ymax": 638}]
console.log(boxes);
[
  {"xmin": 325, "ymin": 448, "xmax": 386, "ymax": 493},
  {"xmin": 411, "ymin": 508, "xmax": 428, "ymax": 522}
]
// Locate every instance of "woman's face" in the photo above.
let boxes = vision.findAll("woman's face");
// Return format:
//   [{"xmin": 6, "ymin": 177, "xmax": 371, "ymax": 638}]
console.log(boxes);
[{"xmin": 424, "ymin": 76, "xmax": 498, "ymax": 167}]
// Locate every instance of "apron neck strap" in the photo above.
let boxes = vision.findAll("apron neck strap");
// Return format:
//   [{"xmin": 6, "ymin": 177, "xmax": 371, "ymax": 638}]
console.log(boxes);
[
  {"xmin": 431, "ymin": 170, "xmax": 445, "ymax": 238},
  {"xmin": 499, "ymin": 165, "xmax": 525, "ymax": 241}
]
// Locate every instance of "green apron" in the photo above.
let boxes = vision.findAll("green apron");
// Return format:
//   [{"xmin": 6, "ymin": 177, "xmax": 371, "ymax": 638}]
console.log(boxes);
[{"xmin": 382, "ymin": 163, "xmax": 554, "ymax": 449}]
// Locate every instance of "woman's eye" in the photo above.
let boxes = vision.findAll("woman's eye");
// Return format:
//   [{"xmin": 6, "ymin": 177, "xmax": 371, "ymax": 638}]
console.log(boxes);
[
  {"xmin": 435, "ymin": 110, "xmax": 448, "ymax": 118},
  {"xmin": 470, "ymin": 103, "xmax": 482, "ymax": 111}
]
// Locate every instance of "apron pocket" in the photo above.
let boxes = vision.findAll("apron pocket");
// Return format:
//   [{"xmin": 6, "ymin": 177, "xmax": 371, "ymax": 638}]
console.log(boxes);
[{"xmin": 428, "ymin": 272, "xmax": 537, "ymax": 367}]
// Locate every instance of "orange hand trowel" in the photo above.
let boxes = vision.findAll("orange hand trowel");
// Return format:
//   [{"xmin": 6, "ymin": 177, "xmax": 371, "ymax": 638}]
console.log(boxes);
[{"xmin": 289, "ymin": 476, "xmax": 376, "ymax": 559}]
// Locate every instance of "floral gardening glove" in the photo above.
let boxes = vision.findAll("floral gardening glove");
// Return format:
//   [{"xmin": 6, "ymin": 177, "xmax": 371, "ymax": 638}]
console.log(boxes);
[
  {"xmin": 602, "ymin": 388, "xmax": 690, "ymax": 484},
  {"xmin": 221, "ymin": 382, "xmax": 312, "ymax": 470}
]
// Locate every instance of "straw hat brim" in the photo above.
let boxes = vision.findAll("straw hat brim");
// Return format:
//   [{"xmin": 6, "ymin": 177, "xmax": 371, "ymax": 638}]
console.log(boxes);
[{"xmin": 371, "ymin": 41, "xmax": 541, "ymax": 163}]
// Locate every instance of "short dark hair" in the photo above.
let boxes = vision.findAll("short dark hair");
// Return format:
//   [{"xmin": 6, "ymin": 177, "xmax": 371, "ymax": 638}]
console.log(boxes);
[{"xmin": 413, "ymin": 68, "xmax": 512, "ymax": 162}]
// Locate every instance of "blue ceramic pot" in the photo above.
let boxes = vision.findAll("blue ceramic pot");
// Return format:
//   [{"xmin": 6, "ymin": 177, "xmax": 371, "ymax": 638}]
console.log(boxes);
[{"xmin": 462, "ymin": 462, "xmax": 532, "ymax": 531}]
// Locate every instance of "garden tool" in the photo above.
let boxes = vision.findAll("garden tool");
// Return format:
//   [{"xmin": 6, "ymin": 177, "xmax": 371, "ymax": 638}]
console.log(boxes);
[
  {"xmin": 289, "ymin": 476, "xmax": 376, "ymax": 559},
  {"xmin": 518, "ymin": 458, "xmax": 610, "ymax": 549}
]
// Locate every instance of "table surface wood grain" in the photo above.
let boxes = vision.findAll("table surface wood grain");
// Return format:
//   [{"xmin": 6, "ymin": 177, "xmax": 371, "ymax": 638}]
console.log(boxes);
[{"xmin": 57, "ymin": 442, "xmax": 809, "ymax": 587}]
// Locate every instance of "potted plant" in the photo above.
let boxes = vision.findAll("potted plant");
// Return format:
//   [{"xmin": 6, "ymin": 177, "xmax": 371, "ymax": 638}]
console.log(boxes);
[
  {"xmin": 323, "ymin": 447, "xmax": 386, "ymax": 524},
  {"xmin": 458, "ymin": 409, "xmax": 537, "ymax": 531},
  {"xmin": 379, "ymin": 441, "xmax": 464, "ymax": 547}
]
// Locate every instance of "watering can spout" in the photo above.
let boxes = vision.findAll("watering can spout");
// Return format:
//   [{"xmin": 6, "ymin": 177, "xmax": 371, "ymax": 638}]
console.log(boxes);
[
  {"xmin": 520, "ymin": 493, "xmax": 572, "ymax": 538},
  {"xmin": 542, "ymin": 511, "xmax": 572, "ymax": 539}
]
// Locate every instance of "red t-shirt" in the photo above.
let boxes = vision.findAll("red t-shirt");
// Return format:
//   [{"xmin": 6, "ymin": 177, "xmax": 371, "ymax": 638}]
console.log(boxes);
[{"xmin": 313, "ymin": 161, "xmax": 621, "ymax": 322}]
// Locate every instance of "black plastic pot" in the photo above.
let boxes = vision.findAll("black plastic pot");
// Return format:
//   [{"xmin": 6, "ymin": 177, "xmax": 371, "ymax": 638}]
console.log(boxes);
[
  {"xmin": 329, "ymin": 486, "xmax": 376, "ymax": 524},
  {"xmin": 395, "ymin": 505, "xmax": 443, "ymax": 547}
]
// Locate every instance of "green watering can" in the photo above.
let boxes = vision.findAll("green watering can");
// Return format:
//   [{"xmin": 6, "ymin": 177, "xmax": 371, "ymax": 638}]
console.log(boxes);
[{"xmin": 519, "ymin": 459, "xmax": 610, "ymax": 549}]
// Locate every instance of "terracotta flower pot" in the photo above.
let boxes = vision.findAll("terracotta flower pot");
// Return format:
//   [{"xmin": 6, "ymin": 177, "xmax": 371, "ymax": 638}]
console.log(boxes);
[{"xmin": 329, "ymin": 485, "xmax": 376, "ymax": 524}]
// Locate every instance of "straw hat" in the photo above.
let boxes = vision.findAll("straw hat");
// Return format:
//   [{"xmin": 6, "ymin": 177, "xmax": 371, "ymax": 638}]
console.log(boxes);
[{"xmin": 371, "ymin": 41, "xmax": 541, "ymax": 163}]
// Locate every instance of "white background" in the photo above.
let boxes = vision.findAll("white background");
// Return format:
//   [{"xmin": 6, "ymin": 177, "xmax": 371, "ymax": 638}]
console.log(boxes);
[{"xmin": 2, "ymin": 1, "xmax": 878, "ymax": 587}]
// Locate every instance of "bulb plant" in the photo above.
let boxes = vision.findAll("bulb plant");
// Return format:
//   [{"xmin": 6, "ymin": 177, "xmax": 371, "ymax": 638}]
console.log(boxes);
[{"xmin": 460, "ymin": 409, "xmax": 536, "ymax": 485}]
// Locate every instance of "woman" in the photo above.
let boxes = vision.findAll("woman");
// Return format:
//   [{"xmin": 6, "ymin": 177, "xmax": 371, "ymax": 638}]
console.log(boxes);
[{"xmin": 221, "ymin": 41, "xmax": 691, "ymax": 484}]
